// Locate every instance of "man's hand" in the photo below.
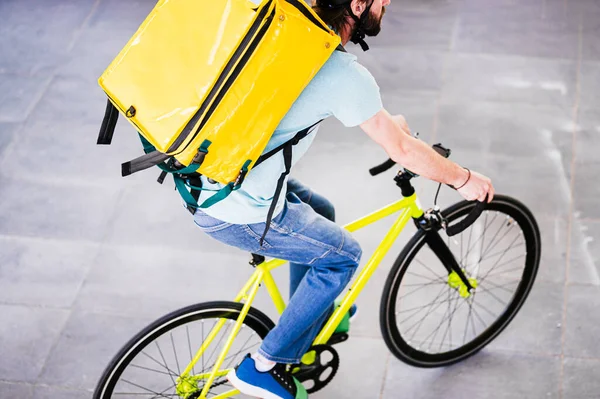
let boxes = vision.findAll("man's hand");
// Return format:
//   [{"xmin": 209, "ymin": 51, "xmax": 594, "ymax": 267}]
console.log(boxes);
[{"xmin": 453, "ymin": 169, "xmax": 495, "ymax": 203}]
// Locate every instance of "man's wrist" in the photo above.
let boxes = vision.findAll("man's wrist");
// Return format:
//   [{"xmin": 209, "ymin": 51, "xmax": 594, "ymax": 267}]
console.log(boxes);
[{"xmin": 449, "ymin": 165, "xmax": 469, "ymax": 188}]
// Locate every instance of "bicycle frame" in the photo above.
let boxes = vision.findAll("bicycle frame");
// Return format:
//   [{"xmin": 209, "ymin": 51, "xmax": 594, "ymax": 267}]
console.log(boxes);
[{"xmin": 182, "ymin": 193, "xmax": 424, "ymax": 399}]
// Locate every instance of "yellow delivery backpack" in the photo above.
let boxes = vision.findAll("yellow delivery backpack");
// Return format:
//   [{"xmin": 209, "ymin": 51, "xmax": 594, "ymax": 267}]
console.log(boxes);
[{"xmin": 97, "ymin": 0, "xmax": 342, "ymax": 229}]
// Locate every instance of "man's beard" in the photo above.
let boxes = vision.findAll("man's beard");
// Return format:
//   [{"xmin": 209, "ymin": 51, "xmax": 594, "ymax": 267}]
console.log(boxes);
[{"xmin": 362, "ymin": 6, "xmax": 385, "ymax": 36}]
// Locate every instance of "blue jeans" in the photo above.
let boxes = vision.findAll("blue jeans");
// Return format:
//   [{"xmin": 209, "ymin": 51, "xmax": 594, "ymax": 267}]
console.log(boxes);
[{"xmin": 193, "ymin": 178, "xmax": 361, "ymax": 363}]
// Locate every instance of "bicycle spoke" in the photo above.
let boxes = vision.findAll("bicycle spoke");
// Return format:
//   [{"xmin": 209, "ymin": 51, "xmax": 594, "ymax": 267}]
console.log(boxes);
[
  {"xmin": 424, "ymin": 293, "xmax": 466, "ymax": 352},
  {"xmin": 405, "ymin": 270, "xmax": 445, "ymax": 283},
  {"xmin": 130, "ymin": 364, "xmax": 174, "ymax": 377},
  {"xmin": 414, "ymin": 258, "xmax": 447, "ymax": 281},
  {"xmin": 204, "ymin": 320, "xmax": 232, "ymax": 371},
  {"xmin": 398, "ymin": 295, "xmax": 464, "ymax": 326},
  {"xmin": 480, "ymin": 243, "xmax": 524, "ymax": 263},
  {"xmin": 479, "ymin": 234, "xmax": 522, "ymax": 282},
  {"xmin": 480, "ymin": 220, "xmax": 517, "ymax": 262},
  {"xmin": 186, "ymin": 325, "xmax": 195, "ymax": 376},
  {"xmin": 460, "ymin": 212, "xmax": 498, "ymax": 265},
  {"xmin": 481, "ymin": 265, "xmax": 526, "ymax": 281},
  {"xmin": 120, "ymin": 378, "xmax": 176, "ymax": 399},
  {"xmin": 142, "ymin": 348, "xmax": 178, "ymax": 382},
  {"xmin": 405, "ymin": 285, "xmax": 451, "ymax": 341},
  {"xmin": 436, "ymin": 287, "xmax": 458, "ymax": 353},
  {"xmin": 480, "ymin": 254, "xmax": 526, "ymax": 279},
  {"xmin": 471, "ymin": 299, "xmax": 499, "ymax": 320},
  {"xmin": 478, "ymin": 278, "xmax": 519, "ymax": 295},
  {"xmin": 170, "ymin": 332, "xmax": 181, "ymax": 376}
]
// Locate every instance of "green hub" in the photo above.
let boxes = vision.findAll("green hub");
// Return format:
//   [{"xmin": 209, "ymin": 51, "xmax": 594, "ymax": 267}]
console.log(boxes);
[
  {"xmin": 447, "ymin": 270, "xmax": 478, "ymax": 298},
  {"xmin": 176, "ymin": 375, "xmax": 200, "ymax": 398}
]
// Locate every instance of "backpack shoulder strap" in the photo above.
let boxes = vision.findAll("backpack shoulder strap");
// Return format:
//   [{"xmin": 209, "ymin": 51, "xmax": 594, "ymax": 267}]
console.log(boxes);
[
  {"xmin": 256, "ymin": 119, "xmax": 322, "ymax": 246},
  {"xmin": 97, "ymin": 99, "xmax": 119, "ymax": 145}
]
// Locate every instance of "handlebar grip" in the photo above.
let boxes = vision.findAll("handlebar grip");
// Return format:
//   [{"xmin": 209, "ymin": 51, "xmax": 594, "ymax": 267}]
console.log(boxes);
[
  {"xmin": 446, "ymin": 197, "xmax": 487, "ymax": 237},
  {"xmin": 369, "ymin": 159, "xmax": 396, "ymax": 176}
]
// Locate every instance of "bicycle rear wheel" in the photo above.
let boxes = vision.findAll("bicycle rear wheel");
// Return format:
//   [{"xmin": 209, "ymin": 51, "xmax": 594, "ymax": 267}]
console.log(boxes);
[
  {"xmin": 93, "ymin": 301, "xmax": 274, "ymax": 399},
  {"xmin": 380, "ymin": 195, "xmax": 541, "ymax": 367}
]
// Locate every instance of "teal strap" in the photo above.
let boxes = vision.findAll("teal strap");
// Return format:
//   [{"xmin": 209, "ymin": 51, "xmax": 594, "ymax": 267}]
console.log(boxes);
[
  {"xmin": 173, "ymin": 175, "xmax": 201, "ymax": 209},
  {"xmin": 198, "ymin": 183, "xmax": 235, "ymax": 208},
  {"xmin": 196, "ymin": 160, "xmax": 251, "ymax": 208}
]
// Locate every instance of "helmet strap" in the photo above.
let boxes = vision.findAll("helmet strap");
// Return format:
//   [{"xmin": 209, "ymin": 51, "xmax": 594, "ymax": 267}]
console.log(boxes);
[{"xmin": 345, "ymin": 0, "xmax": 373, "ymax": 51}]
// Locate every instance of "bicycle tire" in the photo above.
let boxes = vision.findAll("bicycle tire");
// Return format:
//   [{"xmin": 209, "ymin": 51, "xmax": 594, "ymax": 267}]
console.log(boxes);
[
  {"xmin": 93, "ymin": 301, "xmax": 275, "ymax": 399},
  {"xmin": 380, "ymin": 194, "xmax": 541, "ymax": 367}
]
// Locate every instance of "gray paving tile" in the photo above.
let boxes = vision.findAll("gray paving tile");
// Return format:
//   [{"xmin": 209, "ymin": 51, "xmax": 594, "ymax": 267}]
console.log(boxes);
[
  {"xmin": 383, "ymin": 350, "xmax": 560, "ymax": 399},
  {"xmin": 75, "ymin": 245, "xmax": 253, "ymax": 319},
  {"xmin": 0, "ymin": 0, "xmax": 96, "ymax": 75},
  {"xmin": 32, "ymin": 385, "xmax": 92, "ymax": 399},
  {"xmin": 579, "ymin": 63, "xmax": 600, "ymax": 113},
  {"xmin": 575, "ymin": 109, "xmax": 600, "ymax": 164},
  {"xmin": 564, "ymin": 284, "xmax": 600, "ymax": 358},
  {"xmin": 0, "ymin": 381, "xmax": 33, "ymax": 399},
  {"xmin": 0, "ymin": 74, "xmax": 51, "ymax": 123},
  {"xmin": 63, "ymin": 0, "xmax": 156, "ymax": 80},
  {"xmin": 535, "ymin": 217, "xmax": 568, "ymax": 283},
  {"xmin": 311, "ymin": 337, "xmax": 388, "ymax": 399},
  {"xmin": 573, "ymin": 163, "xmax": 600, "ymax": 220},
  {"xmin": 369, "ymin": 1, "xmax": 457, "ymax": 51},
  {"xmin": 0, "ymin": 122, "xmax": 19, "ymax": 159},
  {"xmin": 441, "ymin": 54, "xmax": 578, "ymax": 110},
  {"xmin": 563, "ymin": 357, "xmax": 600, "ymax": 399},
  {"xmin": 0, "ymin": 304, "xmax": 69, "ymax": 382},
  {"xmin": 103, "ymin": 180, "xmax": 237, "ymax": 251},
  {"xmin": 0, "ymin": 75, "xmax": 142, "ymax": 184},
  {"xmin": 577, "ymin": 0, "xmax": 600, "ymax": 62},
  {"xmin": 355, "ymin": 48, "xmax": 446, "ymax": 93},
  {"xmin": 0, "ymin": 175, "xmax": 120, "ymax": 242},
  {"xmin": 488, "ymin": 281, "xmax": 564, "ymax": 355},
  {"xmin": 436, "ymin": 101, "xmax": 573, "ymax": 160},
  {"xmin": 436, "ymin": 102, "xmax": 572, "ymax": 218},
  {"xmin": 0, "ymin": 237, "xmax": 99, "ymax": 307},
  {"xmin": 38, "ymin": 311, "xmax": 153, "ymax": 390},
  {"xmin": 455, "ymin": 0, "xmax": 579, "ymax": 60},
  {"xmin": 570, "ymin": 220, "xmax": 600, "ymax": 286}
]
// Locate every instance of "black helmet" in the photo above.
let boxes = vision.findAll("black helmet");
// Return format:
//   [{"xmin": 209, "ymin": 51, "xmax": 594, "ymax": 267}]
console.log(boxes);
[{"xmin": 321, "ymin": 0, "xmax": 374, "ymax": 51}]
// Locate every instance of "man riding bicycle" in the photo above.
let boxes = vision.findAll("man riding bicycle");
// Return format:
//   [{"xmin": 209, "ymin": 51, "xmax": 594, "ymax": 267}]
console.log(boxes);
[{"xmin": 191, "ymin": 0, "xmax": 495, "ymax": 397}]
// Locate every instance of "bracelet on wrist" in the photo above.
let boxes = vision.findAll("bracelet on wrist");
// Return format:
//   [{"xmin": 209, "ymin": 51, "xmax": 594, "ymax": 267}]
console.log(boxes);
[
  {"xmin": 448, "ymin": 166, "xmax": 471, "ymax": 190},
  {"xmin": 454, "ymin": 167, "xmax": 471, "ymax": 190}
]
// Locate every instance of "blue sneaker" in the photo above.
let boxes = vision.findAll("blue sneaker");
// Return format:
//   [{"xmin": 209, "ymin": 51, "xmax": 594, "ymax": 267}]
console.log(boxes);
[{"xmin": 227, "ymin": 354, "xmax": 308, "ymax": 399}]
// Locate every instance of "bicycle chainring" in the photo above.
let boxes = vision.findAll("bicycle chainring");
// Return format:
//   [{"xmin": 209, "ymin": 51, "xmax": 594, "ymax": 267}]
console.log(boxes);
[{"xmin": 293, "ymin": 345, "xmax": 340, "ymax": 393}]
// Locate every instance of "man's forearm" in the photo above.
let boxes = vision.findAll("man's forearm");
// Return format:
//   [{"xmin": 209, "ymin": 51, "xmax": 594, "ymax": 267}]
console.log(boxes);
[{"xmin": 389, "ymin": 127, "xmax": 468, "ymax": 188}]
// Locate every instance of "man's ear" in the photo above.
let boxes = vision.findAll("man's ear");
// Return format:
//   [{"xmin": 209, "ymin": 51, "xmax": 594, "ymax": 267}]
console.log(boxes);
[{"xmin": 350, "ymin": 0, "xmax": 365, "ymax": 17}]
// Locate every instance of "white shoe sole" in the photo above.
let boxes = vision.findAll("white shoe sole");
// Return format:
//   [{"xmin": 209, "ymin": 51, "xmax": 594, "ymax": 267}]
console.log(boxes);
[
  {"xmin": 227, "ymin": 369, "xmax": 286, "ymax": 399},
  {"xmin": 349, "ymin": 308, "xmax": 359, "ymax": 324}
]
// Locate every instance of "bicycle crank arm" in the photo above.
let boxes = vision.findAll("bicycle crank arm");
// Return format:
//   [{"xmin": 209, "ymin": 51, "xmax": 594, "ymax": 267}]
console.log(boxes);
[{"xmin": 425, "ymin": 231, "xmax": 474, "ymax": 292}]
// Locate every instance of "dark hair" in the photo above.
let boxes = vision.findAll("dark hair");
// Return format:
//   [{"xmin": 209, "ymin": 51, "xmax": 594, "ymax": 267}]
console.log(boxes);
[{"xmin": 312, "ymin": 0, "xmax": 366, "ymax": 35}]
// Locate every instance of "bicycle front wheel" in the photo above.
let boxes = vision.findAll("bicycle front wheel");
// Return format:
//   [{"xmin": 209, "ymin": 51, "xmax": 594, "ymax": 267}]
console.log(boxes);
[
  {"xmin": 380, "ymin": 194, "xmax": 541, "ymax": 367},
  {"xmin": 93, "ymin": 301, "xmax": 274, "ymax": 399}
]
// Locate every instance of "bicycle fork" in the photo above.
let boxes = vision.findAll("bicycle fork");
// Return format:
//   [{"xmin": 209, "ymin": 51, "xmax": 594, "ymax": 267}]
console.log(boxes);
[{"xmin": 425, "ymin": 230, "xmax": 477, "ymax": 297}]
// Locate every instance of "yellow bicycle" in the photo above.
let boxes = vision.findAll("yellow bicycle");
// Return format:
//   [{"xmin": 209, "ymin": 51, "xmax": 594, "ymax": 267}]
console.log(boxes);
[{"xmin": 93, "ymin": 144, "xmax": 541, "ymax": 399}]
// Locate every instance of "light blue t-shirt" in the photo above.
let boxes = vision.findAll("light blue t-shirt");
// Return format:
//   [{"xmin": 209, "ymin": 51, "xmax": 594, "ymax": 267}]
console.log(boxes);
[{"xmin": 198, "ymin": 50, "xmax": 383, "ymax": 224}]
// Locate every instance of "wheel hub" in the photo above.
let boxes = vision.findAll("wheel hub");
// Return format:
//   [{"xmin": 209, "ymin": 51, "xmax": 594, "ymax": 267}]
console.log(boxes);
[{"xmin": 448, "ymin": 270, "xmax": 478, "ymax": 298}]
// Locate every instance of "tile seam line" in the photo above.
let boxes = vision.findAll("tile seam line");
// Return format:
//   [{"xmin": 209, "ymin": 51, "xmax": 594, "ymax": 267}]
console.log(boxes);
[
  {"xmin": 0, "ymin": 75, "xmax": 56, "ymax": 169},
  {"xmin": 67, "ymin": 0, "xmax": 103, "ymax": 52},
  {"xmin": 559, "ymin": 16, "xmax": 583, "ymax": 399},
  {"xmin": 428, "ymin": 3, "xmax": 458, "ymax": 145},
  {"xmin": 369, "ymin": 47, "xmax": 582, "ymax": 64},
  {"xmin": 379, "ymin": 352, "xmax": 391, "ymax": 399}
]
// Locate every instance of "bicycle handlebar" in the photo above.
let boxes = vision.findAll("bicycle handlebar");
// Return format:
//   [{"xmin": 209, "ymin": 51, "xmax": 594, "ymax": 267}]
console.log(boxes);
[
  {"xmin": 369, "ymin": 158, "xmax": 396, "ymax": 176},
  {"xmin": 445, "ymin": 197, "xmax": 487, "ymax": 236},
  {"xmin": 369, "ymin": 147, "xmax": 488, "ymax": 236}
]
